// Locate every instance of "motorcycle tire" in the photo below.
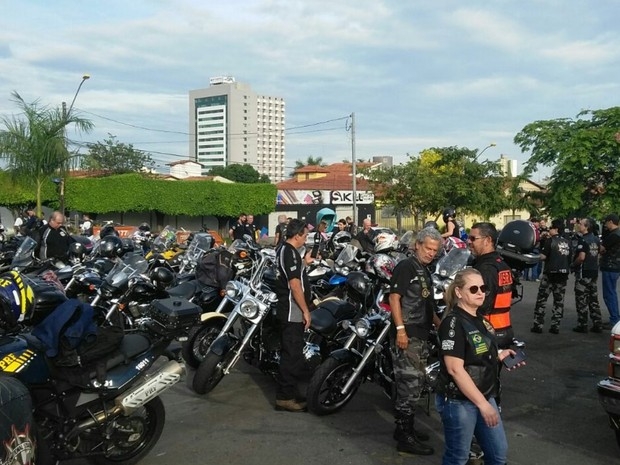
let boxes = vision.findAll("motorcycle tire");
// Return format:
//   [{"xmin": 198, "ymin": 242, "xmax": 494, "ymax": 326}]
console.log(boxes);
[
  {"xmin": 192, "ymin": 350, "xmax": 232, "ymax": 395},
  {"xmin": 90, "ymin": 396, "xmax": 165, "ymax": 465},
  {"xmin": 306, "ymin": 357, "xmax": 362, "ymax": 416},
  {"xmin": 182, "ymin": 320, "xmax": 225, "ymax": 369}
]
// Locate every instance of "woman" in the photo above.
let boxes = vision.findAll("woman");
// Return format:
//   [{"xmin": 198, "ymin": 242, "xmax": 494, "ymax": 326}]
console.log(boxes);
[{"xmin": 435, "ymin": 268, "xmax": 523, "ymax": 465}]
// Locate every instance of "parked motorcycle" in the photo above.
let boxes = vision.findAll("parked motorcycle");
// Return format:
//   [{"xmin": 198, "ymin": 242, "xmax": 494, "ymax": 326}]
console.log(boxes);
[{"xmin": 0, "ymin": 272, "xmax": 202, "ymax": 464}]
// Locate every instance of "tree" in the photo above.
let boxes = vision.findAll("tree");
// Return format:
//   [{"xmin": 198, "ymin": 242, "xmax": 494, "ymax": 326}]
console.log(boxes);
[
  {"xmin": 207, "ymin": 164, "xmax": 270, "ymax": 183},
  {"xmin": 0, "ymin": 91, "xmax": 93, "ymax": 217},
  {"xmin": 515, "ymin": 107, "xmax": 620, "ymax": 218},
  {"xmin": 294, "ymin": 156, "xmax": 326, "ymax": 170},
  {"xmin": 82, "ymin": 134, "xmax": 155, "ymax": 174}
]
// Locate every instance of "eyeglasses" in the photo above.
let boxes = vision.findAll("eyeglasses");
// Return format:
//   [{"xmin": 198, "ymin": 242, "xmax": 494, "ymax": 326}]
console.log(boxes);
[
  {"xmin": 465, "ymin": 284, "xmax": 488, "ymax": 294},
  {"xmin": 467, "ymin": 236, "xmax": 487, "ymax": 242}
]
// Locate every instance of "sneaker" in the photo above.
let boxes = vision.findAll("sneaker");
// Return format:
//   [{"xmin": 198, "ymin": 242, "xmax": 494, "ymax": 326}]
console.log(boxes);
[
  {"xmin": 572, "ymin": 325, "xmax": 588, "ymax": 333},
  {"xmin": 275, "ymin": 399, "xmax": 307, "ymax": 412},
  {"xmin": 530, "ymin": 326, "xmax": 543, "ymax": 334},
  {"xmin": 590, "ymin": 325, "xmax": 603, "ymax": 333},
  {"xmin": 549, "ymin": 327, "xmax": 559, "ymax": 334}
]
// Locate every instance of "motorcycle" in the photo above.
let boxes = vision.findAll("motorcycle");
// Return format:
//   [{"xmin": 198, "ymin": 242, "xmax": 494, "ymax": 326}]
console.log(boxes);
[
  {"xmin": 0, "ymin": 273, "xmax": 202, "ymax": 464},
  {"xmin": 177, "ymin": 232, "xmax": 214, "ymax": 276}
]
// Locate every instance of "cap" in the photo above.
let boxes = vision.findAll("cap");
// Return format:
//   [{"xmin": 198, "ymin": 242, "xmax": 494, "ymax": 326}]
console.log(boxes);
[
  {"xmin": 603, "ymin": 213, "xmax": 619, "ymax": 225},
  {"xmin": 550, "ymin": 219, "xmax": 564, "ymax": 230}
]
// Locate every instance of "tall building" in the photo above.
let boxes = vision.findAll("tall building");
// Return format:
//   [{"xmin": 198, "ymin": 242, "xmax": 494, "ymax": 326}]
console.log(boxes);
[{"xmin": 188, "ymin": 76, "xmax": 286, "ymax": 182}]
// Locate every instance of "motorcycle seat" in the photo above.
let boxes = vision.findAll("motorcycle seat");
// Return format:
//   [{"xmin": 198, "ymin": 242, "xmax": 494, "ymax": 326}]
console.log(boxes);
[
  {"xmin": 167, "ymin": 280, "xmax": 199, "ymax": 300},
  {"xmin": 104, "ymin": 333, "xmax": 151, "ymax": 372}
]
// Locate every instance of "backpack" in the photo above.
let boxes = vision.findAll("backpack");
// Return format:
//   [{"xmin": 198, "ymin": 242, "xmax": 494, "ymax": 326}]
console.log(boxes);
[{"xmin": 196, "ymin": 249, "xmax": 234, "ymax": 289}]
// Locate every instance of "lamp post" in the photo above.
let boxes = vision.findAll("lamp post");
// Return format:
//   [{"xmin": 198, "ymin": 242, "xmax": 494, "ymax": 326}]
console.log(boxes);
[
  {"xmin": 59, "ymin": 74, "xmax": 90, "ymax": 215},
  {"xmin": 475, "ymin": 142, "xmax": 496, "ymax": 161}
]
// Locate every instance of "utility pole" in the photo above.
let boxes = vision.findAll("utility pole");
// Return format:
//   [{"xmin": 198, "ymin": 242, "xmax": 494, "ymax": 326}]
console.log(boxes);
[{"xmin": 351, "ymin": 112, "xmax": 357, "ymax": 225}]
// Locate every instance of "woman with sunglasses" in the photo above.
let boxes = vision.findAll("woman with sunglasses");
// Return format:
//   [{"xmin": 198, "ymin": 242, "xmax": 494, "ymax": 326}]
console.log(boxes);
[{"xmin": 435, "ymin": 268, "xmax": 522, "ymax": 465}]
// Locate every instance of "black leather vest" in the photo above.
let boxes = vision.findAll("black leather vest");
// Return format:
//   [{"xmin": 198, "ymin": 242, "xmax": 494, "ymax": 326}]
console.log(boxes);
[{"xmin": 545, "ymin": 235, "xmax": 571, "ymax": 274}]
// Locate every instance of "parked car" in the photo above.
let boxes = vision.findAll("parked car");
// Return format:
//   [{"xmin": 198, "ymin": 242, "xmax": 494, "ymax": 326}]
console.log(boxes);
[{"xmin": 597, "ymin": 321, "xmax": 620, "ymax": 448}]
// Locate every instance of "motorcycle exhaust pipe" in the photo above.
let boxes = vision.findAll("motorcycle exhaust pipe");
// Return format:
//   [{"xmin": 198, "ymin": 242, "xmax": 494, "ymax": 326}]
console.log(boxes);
[{"xmin": 72, "ymin": 360, "xmax": 184, "ymax": 434}]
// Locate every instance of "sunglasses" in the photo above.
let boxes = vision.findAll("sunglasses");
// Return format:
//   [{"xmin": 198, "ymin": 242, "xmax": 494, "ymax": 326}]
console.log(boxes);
[
  {"xmin": 467, "ymin": 236, "xmax": 487, "ymax": 242},
  {"xmin": 465, "ymin": 284, "xmax": 488, "ymax": 294}
]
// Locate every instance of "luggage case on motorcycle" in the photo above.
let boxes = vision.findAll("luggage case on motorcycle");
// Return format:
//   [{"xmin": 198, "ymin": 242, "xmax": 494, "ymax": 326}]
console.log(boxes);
[
  {"xmin": 496, "ymin": 220, "xmax": 540, "ymax": 270},
  {"xmin": 150, "ymin": 298, "xmax": 201, "ymax": 331}
]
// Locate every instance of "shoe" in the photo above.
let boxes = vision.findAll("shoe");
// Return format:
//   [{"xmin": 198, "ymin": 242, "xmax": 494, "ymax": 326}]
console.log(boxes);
[
  {"xmin": 549, "ymin": 327, "xmax": 559, "ymax": 334},
  {"xmin": 590, "ymin": 325, "xmax": 603, "ymax": 333},
  {"xmin": 275, "ymin": 399, "xmax": 307, "ymax": 412},
  {"xmin": 572, "ymin": 325, "xmax": 588, "ymax": 333},
  {"xmin": 393, "ymin": 426, "xmax": 430, "ymax": 442},
  {"xmin": 396, "ymin": 437, "xmax": 434, "ymax": 456},
  {"xmin": 530, "ymin": 326, "xmax": 543, "ymax": 334}
]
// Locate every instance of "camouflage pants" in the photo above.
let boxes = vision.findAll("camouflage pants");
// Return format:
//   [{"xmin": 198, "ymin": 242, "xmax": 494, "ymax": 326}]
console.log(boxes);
[
  {"xmin": 575, "ymin": 276, "xmax": 602, "ymax": 327},
  {"xmin": 533, "ymin": 274, "xmax": 568, "ymax": 329},
  {"xmin": 391, "ymin": 336, "xmax": 428, "ymax": 416}
]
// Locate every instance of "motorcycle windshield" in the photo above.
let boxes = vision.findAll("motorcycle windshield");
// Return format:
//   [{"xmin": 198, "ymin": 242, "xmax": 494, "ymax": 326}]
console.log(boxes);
[
  {"xmin": 11, "ymin": 237, "xmax": 37, "ymax": 269},
  {"xmin": 151, "ymin": 226, "xmax": 177, "ymax": 252},
  {"xmin": 228, "ymin": 239, "xmax": 250, "ymax": 253},
  {"xmin": 186, "ymin": 233, "xmax": 213, "ymax": 261},
  {"xmin": 435, "ymin": 247, "xmax": 471, "ymax": 278},
  {"xmin": 334, "ymin": 243, "xmax": 359, "ymax": 267},
  {"xmin": 104, "ymin": 254, "xmax": 149, "ymax": 288}
]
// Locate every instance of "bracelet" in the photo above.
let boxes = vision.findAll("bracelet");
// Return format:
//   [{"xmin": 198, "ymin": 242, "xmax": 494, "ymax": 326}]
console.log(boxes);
[{"xmin": 395, "ymin": 325, "xmax": 405, "ymax": 331}]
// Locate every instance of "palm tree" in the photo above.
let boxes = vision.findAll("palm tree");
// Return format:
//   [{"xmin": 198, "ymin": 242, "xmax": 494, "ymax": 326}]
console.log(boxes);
[
  {"xmin": 0, "ymin": 91, "xmax": 93, "ymax": 217},
  {"xmin": 294, "ymin": 156, "xmax": 326, "ymax": 170}
]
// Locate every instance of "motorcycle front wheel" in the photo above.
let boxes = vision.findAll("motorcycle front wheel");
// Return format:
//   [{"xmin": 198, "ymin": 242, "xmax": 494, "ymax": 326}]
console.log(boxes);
[
  {"xmin": 192, "ymin": 349, "xmax": 234, "ymax": 395},
  {"xmin": 182, "ymin": 320, "xmax": 225, "ymax": 369},
  {"xmin": 306, "ymin": 357, "xmax": 362, "ymax": 415},
  {"xmin": 90, "ymin": 396, "xmax": 165, "ymax": 465}
]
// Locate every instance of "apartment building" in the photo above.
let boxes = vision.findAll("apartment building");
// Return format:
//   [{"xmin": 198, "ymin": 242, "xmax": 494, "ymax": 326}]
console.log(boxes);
[{"xmin": 188, "ymin": 76, "xmax": 286, "ymax": 182}]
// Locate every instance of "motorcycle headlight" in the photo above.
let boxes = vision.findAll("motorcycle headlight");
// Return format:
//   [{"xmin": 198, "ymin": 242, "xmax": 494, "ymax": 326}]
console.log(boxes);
[
  {"xmin": 226, "ymin": 282, "xmax": 241, "ymax": 299},
  {"xmin": 239, "ymin": 299, "xmax": 259, "ymax": 319},
  {"xmin": 353, "ymin": 319, "xmax": 371, "ymax": 338}
]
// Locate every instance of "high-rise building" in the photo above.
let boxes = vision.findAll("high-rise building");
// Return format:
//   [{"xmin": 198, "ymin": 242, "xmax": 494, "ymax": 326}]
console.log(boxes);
[{"xmin": 188, "ymin": 76, "xmax": 286, "ymax": 182}]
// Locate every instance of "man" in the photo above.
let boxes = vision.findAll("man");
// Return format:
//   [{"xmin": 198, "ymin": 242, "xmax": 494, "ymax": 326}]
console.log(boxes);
[
  {"xmin": 389, "ymin": 227, "xmax": 442, "ymax": 456},
  {"xmin": 246, "ymin": 214, "xmax": 258, "ymax": 242},
  {"xmin": 572, "ymin": 217, "xmax": 603, "ymax": 333},
  {"xmin": 530, "ymin": 219, "xmax": 572, "ymax": 334},
  {"xmin": 13, "ymin": 212, "xmax": 24, "ymax": 236},
  {"xmin": 39, "ymin": 211, "xmax": 74, "ymax": 263},
  {"xmin": 274, "ymin": 218, "xmax": 313, "ymax": 412},
  {"xmin": 273, "ymin": 214, "xmax": 288, "ymax": 247},
  {"xmin": 468, "ymin": 222, "xmax": 514, "ymax": 349},
  {"xmin": 600, "ymin": 213, "xmax": 620, "ymax": 329},
  {"xmin": 345, "ymin": 216, "xmax": 357, "ymax": 236},
  {"xmin": 229, "ymin": 213, "xmax": 248, "ymax": 241},
  {"xmin": 80, "ymin": 214, "xmax": 93, "ymax": 237},
  {"xmin": 355, "ymin": 218, "xmax": 376, "ymax": 254}
]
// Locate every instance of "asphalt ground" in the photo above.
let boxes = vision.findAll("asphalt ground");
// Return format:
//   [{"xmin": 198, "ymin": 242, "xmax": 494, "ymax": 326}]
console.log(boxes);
[{"xmin": 72, "ymin": 275, "xmax": 619, "ymax": 465}]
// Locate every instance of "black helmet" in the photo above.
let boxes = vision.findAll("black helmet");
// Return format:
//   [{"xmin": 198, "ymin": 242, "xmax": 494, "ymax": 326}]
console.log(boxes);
[
  {"xmin": 139, "ymin": 222, "xmax": 151, "ymax": 232},
  {"xmin": 121, "ymin": 238, "xmax": 135, "ymax": 255},
  {"xmin": 150, "ymin": 266, "xmax": 174, "ymax": 289},
  {"xmin": 424, "ymin": 220, "xmax": 439, "ymax": 230},
  {"xmin": 99, "ymin": 236, "xmax": 124, "ymax": 258},
  {"xmin": 99, "ymin": 224, "xmax": 119, "ymax": 238},
  {"xmin": 345, "ymin": 271, "xmax": 371, "ymax": 303},
  {"xmin": 442, "ymin": 207, "xmax": 456, "ymax": 223},
  {"xmin": 0, "ymin": 271, "xmax": 35, "ymax": 330},
  {"xmin": 68, "ymin": 242, "xmax": 87, "ymax": 264}
]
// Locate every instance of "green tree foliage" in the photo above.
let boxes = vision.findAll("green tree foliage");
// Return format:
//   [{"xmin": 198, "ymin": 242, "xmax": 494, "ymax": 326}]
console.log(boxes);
[
  {"xmin": 207, "ymin": 164, "xmax": 270, "ymax": 183},
  {"xmin": 514, "ymin": 107, "xmax": 620, "ymax": 218},
  {"xmin": 64, "ymin": 173, "xmax": 276, "ymax": 216},
  {"xmin": 362, "ymin": 146, "xmax": 507, "ymax": 227},
  {"xmin": 0, "ymin": 92, "xmax": 93, "ymax": 217},
  {"xmin": 82, "ymin": 134, "xmax": 155, "ymax": 174},
  {"xmin": 294, "ymin": 156, "xmax": 326, "ymax": 170}
]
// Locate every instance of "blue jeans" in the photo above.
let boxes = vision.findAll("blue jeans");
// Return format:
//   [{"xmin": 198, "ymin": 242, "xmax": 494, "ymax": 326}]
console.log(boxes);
[
  {"xmin": 436, "ymin": 395, "xmax": 507, "ymax": 465},
  {"xmin": 602, "ymin": 271, "xmax": 620, "ymax": 325}
]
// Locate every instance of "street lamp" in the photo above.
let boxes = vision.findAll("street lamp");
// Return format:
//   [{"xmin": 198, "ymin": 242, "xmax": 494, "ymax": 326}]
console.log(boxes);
[
  {"xmin": 59, "ymin": 74, "xmax": 90, "ymax": 215},
  {"xmin": 475, "ymin": 142, "xmax": 497, "ymax": 161}
]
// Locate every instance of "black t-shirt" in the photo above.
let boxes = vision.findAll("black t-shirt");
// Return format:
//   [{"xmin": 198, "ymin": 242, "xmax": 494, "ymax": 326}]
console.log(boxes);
[
  {"xmin": 355, "ymin": 228, "xmax": 376, "ymax": 253},
  {"xmin": 575, "ymin": 232, "xmax": 600, "ymax": 278},
  {"xmin": 275, "ymin": 242, "xmax": 311, "ymax": 323},
  {"xmin": 275, "ymin": 223, "xmax": 287, "ymax": 245},
  {"xmin": 436, "ymin": 307, "xmax": 500, "ymax": 399},
  {"xmin": 230, "ymin": 221, "xmax": 250, "ymax": 241}
]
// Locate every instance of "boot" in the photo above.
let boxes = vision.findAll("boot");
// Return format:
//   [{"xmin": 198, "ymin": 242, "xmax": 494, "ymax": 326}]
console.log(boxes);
[{"xmin": 393, "ymin": 414, "xmax": 434, "ymax": 455}]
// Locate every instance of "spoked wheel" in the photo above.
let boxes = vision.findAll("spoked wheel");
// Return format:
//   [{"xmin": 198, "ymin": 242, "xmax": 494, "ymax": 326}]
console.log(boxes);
[
  {"xmin": 182, "ymin": 320, "xmax": 225, "ymax": 369},
  {"xmin": 90, "ymin": 396, "xmax": 165, "ymax": 465},
  {"xmin": 306, "ymin": 357, "xmax": 362, "ymax": 415},
  {"xmin": 192, "ymin": 349, "xmax": 234, "ymax": 395}
]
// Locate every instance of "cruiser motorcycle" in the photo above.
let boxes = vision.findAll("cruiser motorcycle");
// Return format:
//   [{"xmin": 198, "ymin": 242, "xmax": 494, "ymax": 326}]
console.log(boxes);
[{"xmin": 0, "ymin": 272, "xmax": 202, "ymax": 465}]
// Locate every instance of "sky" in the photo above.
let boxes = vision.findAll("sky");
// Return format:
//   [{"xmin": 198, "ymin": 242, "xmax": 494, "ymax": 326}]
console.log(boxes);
[{"xmin": 1, "ymin": 0, "xmax": 619, "ymax": 182}]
